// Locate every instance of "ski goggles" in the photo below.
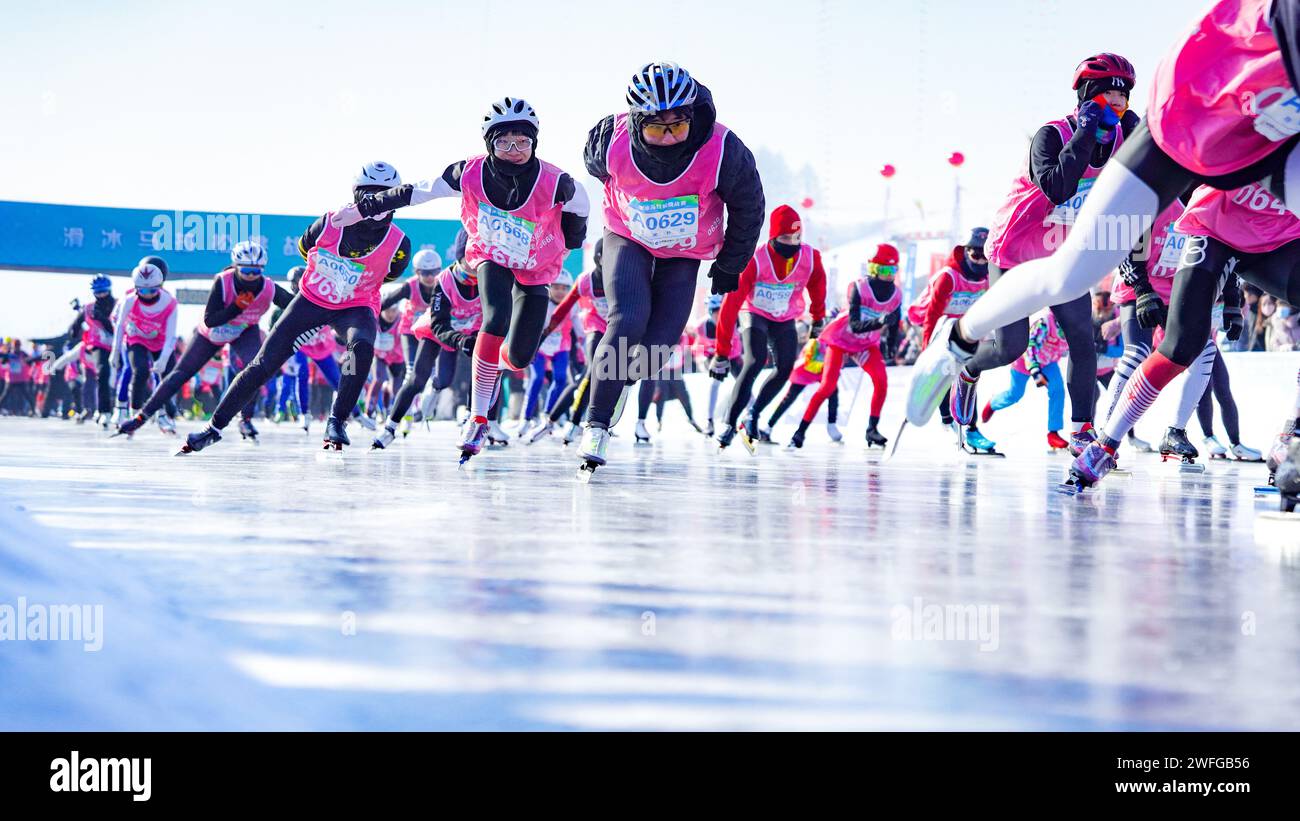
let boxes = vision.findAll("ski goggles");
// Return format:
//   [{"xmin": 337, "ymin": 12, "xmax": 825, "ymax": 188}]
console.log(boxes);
[
  {"xmin": 136, "ymin": 286, "xmax": 160, "ymax": 297},
  {"xmin": 869, "ymin": 263, "xmax": 898, "ymax": 279},
  {"xmin": 492, "ymin": 136, "xmax": 534, "ymax": 153},
  {"xmin": 236, "ymin": 266, "xmax": 264, "ymax": 275},
  {"xmin": 417, "ymin": 268, "xmax": 439, "ymax": 280},
  {"xmin": 641, "ymin": 119, "xmax": 690, "ymax": 139}
]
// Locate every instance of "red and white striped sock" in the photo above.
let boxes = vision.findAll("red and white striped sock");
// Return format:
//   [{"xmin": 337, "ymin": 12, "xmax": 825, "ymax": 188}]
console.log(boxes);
[
  {"xmin": 1101, "ymin": 352, "xmax": 1185, "ymax": 445},
  {"xmin": 471, "ymin": 332, "xmax": 504, "ymax": 420}
]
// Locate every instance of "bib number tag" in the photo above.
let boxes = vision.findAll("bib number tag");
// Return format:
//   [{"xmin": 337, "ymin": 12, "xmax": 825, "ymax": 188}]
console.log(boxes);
[
  {"xmin": 477, "ymin": 202, "xmax": 535, "ymax": 266},
  {"xmin": 592, "ymin": 296, "xmax": 610, "ymax": 319},
  {"xmin": 1249, "ymin": 86, "xmax": 1300, "ymax": 142},
  {"xmin": 312, "ymin": 249, "xmax": 366, "ymax": 304},
  {"xmin": 375, "ymin": 331, "xmax": 395, "ymax": 353},
  {"xmin": 539, "ymin": 329, "xmax": 563, "ymax": 357},
  {"xmin": 627, "ymin": 195, "xmax": 699, "ymax": 249},
  {"xmin": 450, "ymin": 312, "xmax": 477, "ymax": 332},
  {"xmin": 1156, "ymin": 230, "xmax": 1187, "ymax": 273},
  {"xmin": 207, "ymin": 323, "xmax": 246, "ymax": 344},
  {"xmin": 752, "ymin": 281, "xmax": 795, "ymax": 315},
  {"xmin": 1046, "ymin": 177, "xmax": 1094, "ymax": 226}
]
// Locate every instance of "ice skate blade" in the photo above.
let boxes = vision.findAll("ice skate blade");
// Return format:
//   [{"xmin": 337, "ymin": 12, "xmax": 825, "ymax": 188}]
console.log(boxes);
[
  {"xmin": 315, "ymin": 450, "xmax": 345, "ymax": 464},
  {"xmin": 963, "ymin": 448, "xmax": 1006, "ymax": 458},
  {"xmin": 1057, "ymin": 477, "xmax": 1092, "ymax": 495},
  {"xmin": 739, "ymin": 433, "xmax": 757, "ymax": 456},
  {"xmin": 575, "ymin": 461, "xmax": 600, "ymax": 483},
  {"xmin": 1255, "ymin": 486, "xmax": 1281, "ymax": 495},
  {"xmin": 1179, "ymin": 463, "xmax": 1206, "ymax": 474},
  {"xmin": 1109, "ymin": 467, "xmax": 1132, "ymax": 478}
]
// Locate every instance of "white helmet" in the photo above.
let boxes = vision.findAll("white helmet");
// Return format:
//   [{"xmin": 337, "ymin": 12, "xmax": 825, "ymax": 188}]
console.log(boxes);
[
  {"xmin": 627, "ymin": 61, "xmax": 698, "ymax": 114},
  {"xmin": 353, "ymin": 161, "xmax": 401, "ymax": 189},
  {"xmin": 413, "ymin": 248, "xmax": 442, "ymax": 272},
  {"xmin": 551, "ymin": 270, "xmax": 574, "ymax": 287},
  {"xmin": 231, "ymin": 240, "xmax": 267, "ymax": 268},
  {"xmin": 132, "ymin": 257, "xmax": 166, "ymax": 289},
  {"xmin": 481, "ymin": 97, "xmax": 539, "ymax": 137}
]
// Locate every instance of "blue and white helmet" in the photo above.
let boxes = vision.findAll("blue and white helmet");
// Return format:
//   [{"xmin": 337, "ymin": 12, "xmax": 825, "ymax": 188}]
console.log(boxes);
[
  {"xmin": 231, "ymin": 240, "xmax": 267, "ymax": 268},
  {"xmin": 413, "ymin": 248, "xmax": 442, "ymax": 272},
  {"xmin": 132, "ymin": 256, "xmax": 167, "ymax": 289},
  {"xmin": 481, "ymin": 97, "xmax": 539, "ymax": 138},
  {"xmin": 627, "ymin": 61, "xmax": 698, "ymax": 114},
  {"xmin": 353, "ymin": 161, "xmax": 401, "ymax": 190},
  {"xmin": 707, "ymin": 294, "xmax": 723, "ymax": 311},
  {"xmin": 90, "ymin": 274, "xmax": 112, "ymax": 294}
]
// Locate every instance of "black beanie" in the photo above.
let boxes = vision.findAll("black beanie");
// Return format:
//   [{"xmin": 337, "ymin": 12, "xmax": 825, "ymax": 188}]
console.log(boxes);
[{"xmin": 1077, "ymin": 76, "xmax": 1133, "ymax": 104}]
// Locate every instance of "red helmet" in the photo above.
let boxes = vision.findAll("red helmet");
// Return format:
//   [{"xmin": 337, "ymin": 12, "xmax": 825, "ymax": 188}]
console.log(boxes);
[
  {"xmin": 1072, "ymin": 53, "xmax": 1136, "ymax": 90},
  {"xmin": 870, "ymin": 243, "xmax": 899, "ymax": 266}
]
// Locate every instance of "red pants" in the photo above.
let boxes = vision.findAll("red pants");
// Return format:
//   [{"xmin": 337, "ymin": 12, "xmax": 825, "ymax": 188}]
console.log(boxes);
[{"xmin": 802, "ymin": 344, "xmax": 887, "ymax": 423}]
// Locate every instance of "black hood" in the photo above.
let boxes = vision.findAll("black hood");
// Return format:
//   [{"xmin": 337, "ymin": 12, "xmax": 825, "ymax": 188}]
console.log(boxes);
[{"xmin": 629, "ymin": 82, "xmax": 719, "ymax": 184}]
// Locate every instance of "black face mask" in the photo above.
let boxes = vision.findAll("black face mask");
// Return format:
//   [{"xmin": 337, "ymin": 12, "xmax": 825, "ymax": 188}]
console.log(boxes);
[
  {"xmin": 591, "ymin": 268, "xmax": 604, "ymax": 295},
  {"xmin": 771, "ymin": 239, "xmax": 800, "ymax": 259},
  {"xmin": 962, "ymin": 250, "xmax": 988, "ymax": 280}
]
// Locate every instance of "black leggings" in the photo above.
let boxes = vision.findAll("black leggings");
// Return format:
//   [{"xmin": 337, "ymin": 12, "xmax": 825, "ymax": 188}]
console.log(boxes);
[
  {"xmin": 769, "ymin": 382, "xmax": 838, "ymax": 427},
  {"xmin": 1195, "ymin": 348, "xmax": 1241, "ymax": 445},
  {"xmin": 142, "ymin": 328, "xmax": 261, "ymax": 419},
  {"xmin": 210, "ymin": 293, "xmax": 376, "ymax": 430},
  {"xmin": 1162, "ymin": 236, "xmax": 1300, "ymax": 367},
  {"xmin": 548, "ymin": 330, "xmax": 604, "ymax": 424},
  {"xmin": 638, "ymin": 370, "xmax": 694, "ymax": 421},
  {"xmin": 86, "ymin": 346, "xmax": 113, "ymax": 413},
  {"xmin": 965, "ymin": 265, "xmax": 1097, "ymax": 423},
  {"xmin": 588, "ymin": 232, "xmax": 701, "ymax": 427},
  {"xmin": 127, "ymin": 344, "xmax": 180, "ymax": 412},
  {"xmin": 389, "ymin": 339, "xmax": 460, "ymax": 421},
  {"xmin": 725, "ymin": 314, "xmax": 799, "ymax": 427},
  {"xmin": 478, "ymin": 261, "xmax": 550, "ymax": 369}
]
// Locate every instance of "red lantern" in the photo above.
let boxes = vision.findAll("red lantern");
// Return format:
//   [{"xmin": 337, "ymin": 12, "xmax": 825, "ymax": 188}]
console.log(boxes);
[
  {"xmin": 947, "ymin": 151, "xmax": 965, "ymax": 167},
  {"xmin": 800, "ymin": 197, "xmax": 815, "ymax": 209},
  {"xmin": 880, "ymin": 164, "xmax": 896, "ymax": 179}
]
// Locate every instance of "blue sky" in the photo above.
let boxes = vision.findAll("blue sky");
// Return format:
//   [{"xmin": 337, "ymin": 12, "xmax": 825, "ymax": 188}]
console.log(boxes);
[{"xmin": 2, "ymin": 0, "xmax": 1210, "ymax": 231}]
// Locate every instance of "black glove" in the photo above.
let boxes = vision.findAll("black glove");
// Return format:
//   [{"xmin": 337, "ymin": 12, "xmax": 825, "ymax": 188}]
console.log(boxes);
[
  {"xmin": 1076, "ymin": 99, "xmax": 1118, "ymax": 135},
  {"xmin": 708, "ymin": 262, "xmax": 739, "ymax": 295},
  {"xmin": 1223, "ymin": 305, "xmax": 1244, "ymax": 341},
  {"xmin": 708, "ymin": 354, "xmax": 730, "ymax": 382},
  {"xmin": 1134, "ymin": 282, "xmax": 1166, "ymax": 329},
  {"xmin": 458, "ymin": 333, "xmax": 477, "ymax": 356},
  {"xmin": 810, "ymin": 318, "xmax": 825, "ymax": 339},
  {"xmin": 849, "ymin": 317, "xmax": 869, "ymax": 334}
]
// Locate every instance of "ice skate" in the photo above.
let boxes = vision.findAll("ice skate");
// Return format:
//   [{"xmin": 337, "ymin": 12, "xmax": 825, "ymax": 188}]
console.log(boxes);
[
  {"xmin": 826, "ymin": 422, "xmax": 843, "ymax": 443},
  {"xmin": 178, "ymin": 425, "xmax": 221, "ymax": 455},
  {"xmin": 905, "ymin": 316, "xmax": 974, "ymax": 426},
  {"xmin": 372, "ymin": 427, "xmax": 396, "ymax": 450},
  {"xmin": 687, "ymin": 417, "xmax": 704, "ymax": 434},
  {"xmin": 113, "ymin": 412, "xmax": 147, "ymax": 438},
  {"xmin": 458, "ymin": 416, "xmax": 489, "ymax": 465},
  {"xmin": 787, "ymin": 429, "xmax": 805, "ymax": 450},
  {"xmin": 950, "ymin": 369, "xmax": 979, "ymax": 426},
  {"xmin": 705, "ymin": 419, "xmax": 715, "ymax": 438},
  {"xmin": 634, "ymin": 420, "xmax": 651, "ymax": 444},
  {"xmin": 1060, "ymin": 440, "xmax": 1117, "ymax": 493},
  {"xmin": 401, "ymin": 417, "xmax": 413, "ymax": 438},
  {"xmin": 322, "ymin": 416, "xmax": 349, "ymax": 451},
  {"xmin": 562, "ymin": 421, "xmax": 581, "ymax": 446},
  {"xmin": 487, "ymin": 420, "xmax": 510, "ymax": 447},
  {"xmin": 302, "ymin": 416, "xmax": 312, "ymax": 435},
  {"xmin": 355, "ymin": 412, "xmax": 377, "ymax": 431},
  {"xmin": 239, "ymin": 417, "xmax": 259, "ymax": 442},
  {"xmin": 156, "ymin": 414, "xmax": 177, "ymax": 436},
  {"xmin": 1203, "ymin": 435, "xmax": 1228, "ymax": 459},
  {"xmin": 1274, "ymin": 440, "xmax": 1300, "ymax": 512},
  {"xmin": 516, "ymin": 417, "xmax": 537, "ymax": 441},
  {"xmin": 736, "ymin": 422, "xmax": 758, "ymax": 455},
  {"xmin": 1127, "ymin": 431, "xmax": 1154, "ymax": 453},
  {"xmin": 1229, "ymin": 442, "xmax": 1263, "ymax": 463},
  {"xmin": 716, "ymin": 424, "xmax": 737, "ymax": 451},
  {"xmin": 526, "ymin": 420, "xmax": 554, "ymax": 444},
  {"xmin": 1047, "ymin": 430, "xmax": 1069, "ymax": 451},
  {"xmin": 1068, "ymin": 423, "xmax": 1096, "ymax": 457},
  {"xmin": 864, "ymin": 425, "xmax": 888, "ymax": 449},
  {"xmin": 1159, "ymin": 426, "xmax": 1203, "ymax": 472},
  {"xmin": 576, "ymin": 425, "xmax": 611, "ymax": 482},
  {"xmin": 961, "ymin": 427, "xmax": 1003, "ymax": 457}
]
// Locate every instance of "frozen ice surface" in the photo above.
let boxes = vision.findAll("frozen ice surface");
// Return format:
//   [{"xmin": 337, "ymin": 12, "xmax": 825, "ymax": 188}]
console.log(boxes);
[{"xmin": 2, "ymin": 356, "xmax": 1299, "ymax": 730}]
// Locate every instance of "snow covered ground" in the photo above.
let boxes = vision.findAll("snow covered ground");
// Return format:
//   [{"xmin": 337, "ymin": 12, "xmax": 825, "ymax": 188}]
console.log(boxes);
[{"xmin": 2, "ymin": 356, "xmax": 1299, "ymax": 730}]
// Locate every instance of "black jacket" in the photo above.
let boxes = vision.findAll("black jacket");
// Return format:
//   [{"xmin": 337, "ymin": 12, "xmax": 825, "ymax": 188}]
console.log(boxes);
[
  {"xmin": 583, "ymin": 83, "xmax": 764, "ymax": 276},
  {"xmin": 203, "ymin": 270, "xmax": 293, "ymax": 329},
  {"xmin": 297, "ymin": 217, "xmax": 412, "ymax": 281},
  {"xmin": 425, "ymin": 278, "xmax": 478, "ymax": 352}
]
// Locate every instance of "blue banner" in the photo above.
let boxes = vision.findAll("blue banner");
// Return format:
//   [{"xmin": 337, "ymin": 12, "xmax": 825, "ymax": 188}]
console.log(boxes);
[{"xmin": 0, "ymin": 200, "xmax": 582, "ymax": 279}]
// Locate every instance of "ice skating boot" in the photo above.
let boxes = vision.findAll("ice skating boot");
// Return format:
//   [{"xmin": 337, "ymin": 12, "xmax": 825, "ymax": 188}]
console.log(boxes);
[
  {"xmin": 980, "ymin": 401, "xmax": 995, "ymax": 424},
  {"xmin": 274, "ymin": 410, "xmax": 287, "ymax": 424},
  {"xmin": 372, "ymin": 427, "xmax": 396, "ymax": 450},
  {"xmin": 905, "ymin": 316, "xmax": 975, "ymax": 426},
  {"xmin": 516, "ymin": 417, "xmax": 537, "ymax": 440},
  {"xmin": 1159, "ymin": 426, "xmax": 1199, "ymax": 463},
  {"xmin": 1068, "ymin": 423, "xmax": 1096, "ymax": 457},
  {"xmin": 634, "ymin": 420, "xmax": 651, "ymax": 443},
  {"xmin": 949, "ymin": 369, "xmax": 979, "ymax": 426},
  {"xmin": 687, "ymin": 417, "xmax": 704, "ymax": 434},
  {"xmin": 115, "ymin": 402, "xmax": 129, "ymax": 426},
  {"xmin": 750, "ymin": 420, "xmax": 774, "ymax": 445},
  {"xmin": 826, "ymin": 422, "xmax": 843, "ymax": 443},
  {"xmin": 178, "ymin": 425, "xmax": 222, "ymax": 455},
  {"xmin": 487, "ymin": 420, "xmax": 510, "ymax": 447},
  {"xmin": 401, "ymin": 417, "xmax": 413, "ymax": 438},
  {"xmin": 705, "ymin": 419, "xmax": 715, "ymax": 438},
  {"xmin": 735, "ymin": 421, "xmax": 758, "ymax": 455},
  {"xmin": 576, "ymin": 425, "xmax": 611, "ymax": 482},
  {"xmin": 239, "ymin": 417, "xmax": 259, "ymax": 442},
  {"xmin": 562, "ymin": 421, "xmax": 581, "ymax": 446},
  {"xmin": 113, "ymin": 412, "xmax": 147, "ymax": 438},
  {"xmin": 716, "ymin": 424, "xmax": 738, "ymax": 450},
  {"xmin": 1266, "ymin": 421, "xmax": 1295, "ymax": 484},
  {"xmin": 355, "ymin": 412, "xmax": 377, "ymax": 431},
  {"xmin": 1274, "ymin": 440, "xmax": 1300, "ymax": 511},
  {"xmin": 1047, "ymin": 430, "xmax": 1069, "ymax": 451},
  {"xmin": 864, "ymin": 425, "xmax": 888, "ymax": 449},
  {"xmin": 1127, "ymin": 430, "xmax": 1154, "ymax": 452},
  {"xmin": 1061, "ymin": 440, "xmax": 1118, "ymax": 492},
  {"xmin": 787, "ymin": 428, "xmax": 805, "ymax": 449},
  {"xmin": 322, "ymin": 416, "xmax": 350, "ymax": 451},
  {"xmin": 458, "ymin": 416, "xmax": 489, "ymax": 465},
  {"xmin": 1203, "ymin": 435, "xmax": 1228, "ymax": 459},
  {"xmin": 156, "ymin": 414, "xmax": 176, "ymax": 436},
  {"xmin": 1230, "ymin": 442, "xmax": 1264, "ymax": 463},
  {"xmin": 527, "ymin": 420, "xmax": 554, "ymax": 444},
  {"xmin": 961, "ymin": 427, "xmax": 1003, "ymax": 457}
]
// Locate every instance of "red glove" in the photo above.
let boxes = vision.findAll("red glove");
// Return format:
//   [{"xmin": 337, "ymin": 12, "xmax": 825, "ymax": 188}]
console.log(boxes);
[{"xmin": 234, "ymin": 291, "xmax": 256, "ymax": 309}]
